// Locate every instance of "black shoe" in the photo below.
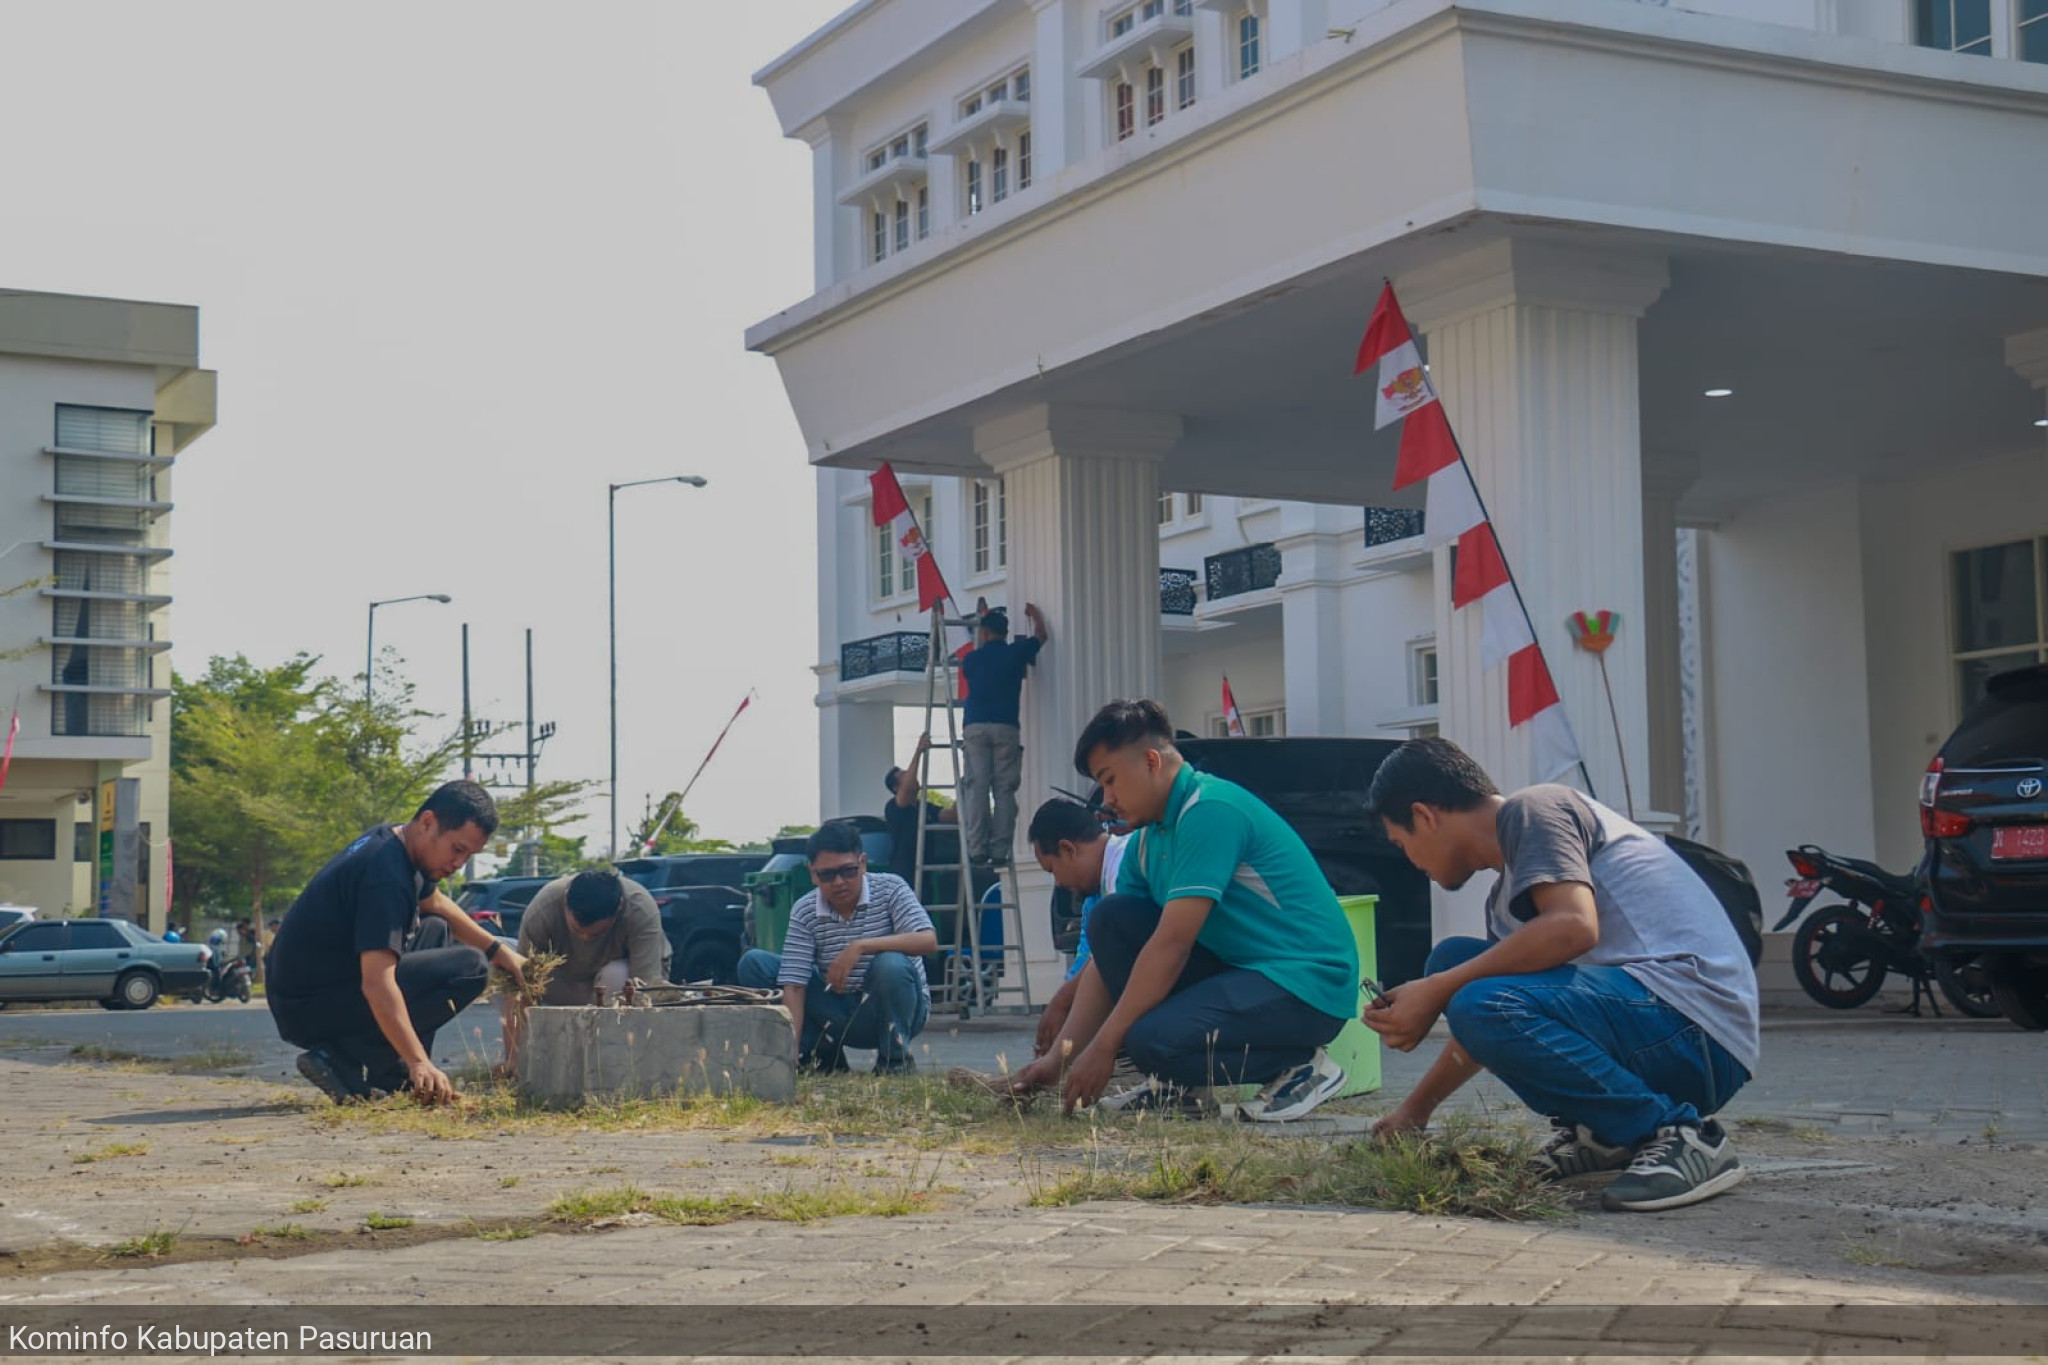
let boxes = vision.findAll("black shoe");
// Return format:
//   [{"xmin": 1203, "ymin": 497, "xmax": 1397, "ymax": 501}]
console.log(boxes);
[
  {"xmin": 798, "ymin": 1046, "xmax": 850, "ymax": 1075},
  {"xmin": 297, "ymin": 1049, "xmax": 371, "ymax": 1105}
]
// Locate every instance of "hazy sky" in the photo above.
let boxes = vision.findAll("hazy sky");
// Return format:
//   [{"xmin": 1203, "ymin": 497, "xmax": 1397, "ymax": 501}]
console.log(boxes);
[{"xmin": 2, "ymin": 1, "xmax": 852, "ymax": 853}]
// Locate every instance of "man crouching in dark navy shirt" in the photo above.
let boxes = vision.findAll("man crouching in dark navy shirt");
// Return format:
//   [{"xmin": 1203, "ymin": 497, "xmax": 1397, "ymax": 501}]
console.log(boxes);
[{"xmin": 265, "ymin": 781, "xmax": 524, "ymax": 1104}]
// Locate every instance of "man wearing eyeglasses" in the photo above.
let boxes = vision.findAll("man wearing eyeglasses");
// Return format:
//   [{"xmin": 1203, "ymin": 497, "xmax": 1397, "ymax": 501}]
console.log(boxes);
[{"xmin": 736, "ymin": 822, "xmax": 938, "ymax": 1074}]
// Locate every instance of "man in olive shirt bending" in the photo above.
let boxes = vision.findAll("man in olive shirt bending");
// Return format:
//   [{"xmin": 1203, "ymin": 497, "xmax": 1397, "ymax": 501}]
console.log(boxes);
[{"xmin": 498, "ymin": 868, "xmax": 671, "ymax": 1074}]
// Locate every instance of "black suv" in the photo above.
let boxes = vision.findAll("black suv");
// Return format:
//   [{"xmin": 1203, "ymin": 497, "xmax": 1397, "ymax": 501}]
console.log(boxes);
[
  {"xmin": 1919, "ymin": 662, "xmax": 2048, "ymax": 1030},
  {"xmin": 617, "ymin": 853, "xmax": 770, "ymax": 986},
  {"xmin": 454, "ymin": 876, "xmax": 553, "ymax": 937}
]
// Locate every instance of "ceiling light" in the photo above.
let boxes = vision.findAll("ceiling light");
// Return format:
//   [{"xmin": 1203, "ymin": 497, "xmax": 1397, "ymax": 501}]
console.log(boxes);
[{"xmin": 1703, "ymin": 388, "xmax": 1734, "ymax": 398}]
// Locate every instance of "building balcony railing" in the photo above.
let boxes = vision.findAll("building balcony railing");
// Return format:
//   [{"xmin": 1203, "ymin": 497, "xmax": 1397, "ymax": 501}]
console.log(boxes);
[
  {"xmin": 928, "ymin": 99, "xmax": 1031, "ymax": 156},
  {"xmin": 1161, "ymin": 566, "xmax": 1198, "ymax": 616},
  {"xmin": 837, "ymin": 155, "xmax": 930, "ymax": 208},
  {"xmin": 1078, "ymin": 10, "xmax": 1196, "ymax": 81},
  {"xmin": 1364, "ymin": 507, "xmax": 1426, "ymax": 547},
  {"xmin": 1204, "ymin": 543, "xmax": 1282, "ymax": 601},
  {"xmin": 840, "ymin": 630, "xmax": 931, "ymax": 682}
]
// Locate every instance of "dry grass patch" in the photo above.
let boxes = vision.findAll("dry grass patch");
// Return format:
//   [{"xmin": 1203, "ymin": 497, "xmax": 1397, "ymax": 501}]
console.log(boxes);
[
  {"xmin": 68, "ymin": 1043, "xmax": 255, "ymax": 1074},
  {"xmin": 72, "ymin": 1142, "xmax": 149, "ymax": 1164},
  {"xmin": 545, "ymin": 1180, "xmax": 934, "ymax": 1228}
]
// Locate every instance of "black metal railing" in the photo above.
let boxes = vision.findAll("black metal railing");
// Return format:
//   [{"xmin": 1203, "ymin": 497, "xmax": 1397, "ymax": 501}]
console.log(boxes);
[
  {"xmin": 1204, "ymin": 543, "xmax": 1282, "ymax": 601},
  {"xmin": 1364, "ymin": 506, "xmax": 1426, "ymax": 547},
  {"xmin": 1160, "ymin": 567, "xmax": 1198, "ymax": 616},
  {"xmin": 839, "ymin": 631, "xmax": 930, "ymax": 682}
]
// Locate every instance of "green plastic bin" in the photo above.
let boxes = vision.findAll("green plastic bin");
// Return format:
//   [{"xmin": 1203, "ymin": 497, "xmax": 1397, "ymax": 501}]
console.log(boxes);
[
  {"xmin": 742, "ymin": 854, "xmax": 811, "ymax": 955},
  {"xmin": 1325, "ymin": 894, "xmax": 1383, "ymax": 1097}
]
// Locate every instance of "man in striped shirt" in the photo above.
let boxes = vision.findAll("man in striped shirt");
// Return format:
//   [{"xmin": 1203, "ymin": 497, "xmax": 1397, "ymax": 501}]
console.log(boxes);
[{"xmin": 737, "ymin": 822, "xmax": 938, "ymax": 1074}]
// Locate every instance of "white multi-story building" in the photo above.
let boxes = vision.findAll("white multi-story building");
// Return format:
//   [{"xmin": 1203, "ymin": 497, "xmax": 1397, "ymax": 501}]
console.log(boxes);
[
  {"xmin": 0, "ymin": 290, "xmax": 216, "ymax": 930},
  {"xmin": 752, "ymin": 0, "xmax": 2048, "ymax": 965}
]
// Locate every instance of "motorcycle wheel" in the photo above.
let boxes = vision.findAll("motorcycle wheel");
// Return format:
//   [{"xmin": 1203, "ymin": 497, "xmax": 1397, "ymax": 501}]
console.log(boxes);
[
  {"xmin": 1792, "ymin": 905, "xmax": 1888, "ymax": 1009},
  {"xmin": 1935, "ymin": 957, "xmax": 2002, "ymax": 1019},
  {"xmin": 236, "ymin": 982, "xmax": 252, "ymax": 1004}
]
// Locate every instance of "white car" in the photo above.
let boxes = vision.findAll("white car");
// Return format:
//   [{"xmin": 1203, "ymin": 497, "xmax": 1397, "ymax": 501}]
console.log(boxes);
[{"xmin": 0, "ymin": 906, "xmax": 37, "ymax": 932}]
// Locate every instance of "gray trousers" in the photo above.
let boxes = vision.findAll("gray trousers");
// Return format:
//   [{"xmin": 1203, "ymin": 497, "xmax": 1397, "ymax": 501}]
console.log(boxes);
[{"xmin": 959, "ymin": 722, "xmax": 1024, "ymax": 863}]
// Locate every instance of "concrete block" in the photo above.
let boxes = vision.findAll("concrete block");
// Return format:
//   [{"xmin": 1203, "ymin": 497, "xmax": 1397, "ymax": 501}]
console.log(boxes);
[{"xmin": 518, "ymin": 1004, "xmax": 796, "ymax": 1106}]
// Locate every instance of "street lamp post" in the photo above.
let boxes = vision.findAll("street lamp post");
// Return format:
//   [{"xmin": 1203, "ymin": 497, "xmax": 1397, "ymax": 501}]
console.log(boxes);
[
  {"xmin": 365, "ymin": 594, "xmax": 453, "ymax": 705},
  {"xmin": 610, "ymin": 475, "xmax": 708, "ymax": 859}
]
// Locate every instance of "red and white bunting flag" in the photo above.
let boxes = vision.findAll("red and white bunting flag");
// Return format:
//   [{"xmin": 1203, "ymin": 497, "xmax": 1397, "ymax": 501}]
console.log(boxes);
[
  {"xmin": 1356, "ymin": 283, "xmax": 1438, "ymax": 431},
  {"xmin": 870, "ymin": 462, "xmax": 952, "ymax": 611},
  {"xmin": 1221, "ymin": 676, "xmax": 1247, "ymax": 738},
  {"xmin": 0, "ymin": 706, "xmax": 17, "ymax": 795},
  {"xmin": 1358, "ymin": 282, "xmax": 1583, "ymax": 782}
]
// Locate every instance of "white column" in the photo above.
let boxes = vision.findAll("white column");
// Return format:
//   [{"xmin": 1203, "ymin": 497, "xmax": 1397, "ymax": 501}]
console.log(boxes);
[
  {"xmin": 928, "ymin": 153, "xmax": 961, "ymax": 233},
  {"xmin": 1641, "ymin": 451, "xmax": 1699, "ymax": 821},
  {"xmin": 1031, "ymin": 0, "xmax": 1078, "ymax": 177},
  {"xmin": 976, "ymin": 404, "xmax": 1175, "ymax": 840},
  {"xmin": 1194, "ymin": 5, "xmax": 1230, "ymax": 101},
  {"xmin": 1276, "ymin": 504, "xmax": 1355, "ymax": 736},
  {"xmin": 1401, "ymin": 240, "xmax": 1668, "ymax": 936},
  {"xmin": 817, "ymin": 693, "xmax": 897, "ymax": 827},
  {"xmin": 800, "ymin": 115, "xmax": 854, "ymax": 290}
]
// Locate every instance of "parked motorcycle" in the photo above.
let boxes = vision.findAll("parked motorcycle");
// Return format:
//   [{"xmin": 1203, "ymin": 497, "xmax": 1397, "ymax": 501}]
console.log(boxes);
[
  {"xmin": 1778, "ymin": 845, "xmax": 1998, "ymax": 1017},
  {"xmin": 187, "ymin": 953, "xmax": 253, "ymax": 1005}
]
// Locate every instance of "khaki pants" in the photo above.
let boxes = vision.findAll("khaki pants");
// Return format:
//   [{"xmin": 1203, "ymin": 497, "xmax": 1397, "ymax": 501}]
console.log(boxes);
[{"xmin": 959, "ymin": 722, "xmax": 1024, "ymax": 864}]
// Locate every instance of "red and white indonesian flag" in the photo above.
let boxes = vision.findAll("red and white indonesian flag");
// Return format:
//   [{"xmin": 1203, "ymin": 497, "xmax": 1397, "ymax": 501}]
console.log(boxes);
[
  {"xmin": 1357, "ymin": 284, "xmax": 1581, "ymax": 781},
  {"xmin": 870, "ymin": 462, "xmax": 952, "ymax": 612},
  {"xmin": 1221, "ymin": 676, "xmax": 1247, "ymax": 738}
]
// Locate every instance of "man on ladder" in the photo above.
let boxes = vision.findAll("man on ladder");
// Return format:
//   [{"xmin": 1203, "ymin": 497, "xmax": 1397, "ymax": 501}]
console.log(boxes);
[{"xmin": 956, "ymin": 602, "xmax": 1048, "ymax": 868}]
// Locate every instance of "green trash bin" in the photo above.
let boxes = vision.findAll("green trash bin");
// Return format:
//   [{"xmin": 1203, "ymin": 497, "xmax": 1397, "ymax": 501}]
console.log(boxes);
[
  {"xmin": 742, "ymin": 853, "xmax": 812, "ymax": 956},
  {"xmin": 1324, "ymin": 894, "xmax": 1383, "ymax": 1098}
]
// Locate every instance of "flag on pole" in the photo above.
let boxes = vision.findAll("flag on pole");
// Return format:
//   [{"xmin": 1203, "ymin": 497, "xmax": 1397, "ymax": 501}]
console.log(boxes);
[
  {"xmin": 870, "ymin": 462, "xmax": 952, "ymax": 611},
  {"xmin": 1356, "ymin": 283, "xmax": 1582, "ymax": 782},
  {"xmin": 1221, "ymin": 676, "xmax": 1247, "ymax": 738},
  {"xmin": 0, "ymin": 704, "xmax": 17, "ymax": 795},
  {"xmin": 641, "ymin": 691, "xmax": 756, "ymax": 854}
]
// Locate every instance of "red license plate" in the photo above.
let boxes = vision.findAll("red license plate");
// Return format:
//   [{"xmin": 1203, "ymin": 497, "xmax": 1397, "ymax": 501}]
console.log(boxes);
[
  {"xmin": 1991, "ymin": 825, "xmax": 2048, "ymax": 861},
  {"xmin": 1787, "ymin": 879, "xmax": 1821, "ymax": 898}
]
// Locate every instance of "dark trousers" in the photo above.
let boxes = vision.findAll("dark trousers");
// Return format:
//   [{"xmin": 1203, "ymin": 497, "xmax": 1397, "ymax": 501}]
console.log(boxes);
[
  {"xmin": 1086, "ymin": 894, "xmax": 1346, "ymax": 1088},
  {"xmin": 267, "ymin": 918, "xmax": 489, "ymax": 1089}
]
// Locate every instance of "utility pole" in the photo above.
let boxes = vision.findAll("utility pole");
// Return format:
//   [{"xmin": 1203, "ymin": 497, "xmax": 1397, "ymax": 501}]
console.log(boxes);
[
  {"xmin": 461, "ymin": 623, "xmax": 476, "ymax": 882},
  {"xmin": 523, "ymin": 628, "xmax": 537, "ymax": 876},
  {"xmin": 470, "ymin": 627, "xmax": 555, "ymax": 877}
]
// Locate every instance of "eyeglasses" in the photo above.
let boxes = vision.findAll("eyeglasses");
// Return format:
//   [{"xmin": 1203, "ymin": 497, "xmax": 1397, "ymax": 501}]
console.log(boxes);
[{"xmin": 812, "ymin": 863, "xmax": 864, "ymax": 884}]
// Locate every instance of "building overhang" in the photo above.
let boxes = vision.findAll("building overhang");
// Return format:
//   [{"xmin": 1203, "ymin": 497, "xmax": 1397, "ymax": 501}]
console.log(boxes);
[
  {"xmin": 748, "ymin": 0, "xmax": 2048, "ymax": 513},
  {"xmin": 0, "ymin": 289, "xmax": 215, "ymax": 450}
]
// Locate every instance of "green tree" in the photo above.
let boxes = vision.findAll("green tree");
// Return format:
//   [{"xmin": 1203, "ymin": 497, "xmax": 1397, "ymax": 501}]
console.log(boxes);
[
  {"xmin": 170, "ymin": 652, "xmax": 464, "ymax": 970},
  {"xmin": 490, "ymin": 779, "xmax": 601, "ymax": 877},
  {"xmin": 623, "ymin": 793, "xmax": 734, "ymax": 857}
]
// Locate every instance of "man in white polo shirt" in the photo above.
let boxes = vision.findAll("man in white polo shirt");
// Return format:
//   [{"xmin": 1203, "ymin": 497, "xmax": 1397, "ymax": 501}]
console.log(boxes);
[{"xmin": 737, "ymin": 822, "xmax": 938, "ymax": 1074}]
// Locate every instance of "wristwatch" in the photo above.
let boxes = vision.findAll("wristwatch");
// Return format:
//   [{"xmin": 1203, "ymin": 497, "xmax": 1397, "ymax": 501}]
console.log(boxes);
[{"xmin": 484, "ymin": 939, "xmax": 504, "ymax": 964}]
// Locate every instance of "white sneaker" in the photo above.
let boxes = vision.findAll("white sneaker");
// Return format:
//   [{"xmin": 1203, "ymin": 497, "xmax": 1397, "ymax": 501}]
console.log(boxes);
[
  {"xmin": 1245, "ymin": 1048, "xmax": 1346, "ymax": 1123},
  {"xmin": 1601, "ymin": 1120, "xmax": 1746, "ymax": 1212},
  {"xmin": 1535, "ymin": 1123, "xmax": 1634, "ymax": 1181}
]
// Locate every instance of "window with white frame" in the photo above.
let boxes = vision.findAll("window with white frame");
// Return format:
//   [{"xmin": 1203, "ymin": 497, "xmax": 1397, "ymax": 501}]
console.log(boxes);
[
  {"xmin": 1951, "ymin": 536, "xmax": 2048, "ymax": 709},
  {"xmin": 1157, "ymin": 491, "xmax": 1205, "ymax": 528},
  {"xmin": 1175, "ymin": 45, "xmax": 1196, "ymax": 109},
  {"xmin": 966, "ymin": 158, "xmax": 984, "ymax": 213},
  {"xmin": 992, "ymin": 145, "xmax": 1010, "ymax": 203},
  {"xmin": 1238, "ymin": 11, "xmax": 1262, "ymax": 78},
  {"xmin": 961, "ymin": 65, "xmax": 1030, "ymax": 120},
  {"xmin": 1211, "ymin": 706, "xmax": 1285, "ymax": 738},
  {"xmin": 1915, "ymin": 0, "xmax": 2048, "ymax": 60},
  {"xmin": 1412, "ymin": 643, "xmax": 1440, "ymax": 708},
  {"xmin": 1145, "ymin": 65, "xmax": 1166, "ymax": 125},
  {"xmin": 971, "ymin": 478, "xmax": 1009, "ymax": 576},
  {"xmin": 859, "ymin": 123, "xmax": 929, "ymax": 265},
  {"xmin": 874, "ymin": 490, "xmax": 940, "ymax": 603},
  {"xmin": 1114, "ymin": 79, "xmax": 1136, "ymax": 140},
  {"xmin": 1018, "ymin": 131, "xmax": 1033, "ymax": 189}
]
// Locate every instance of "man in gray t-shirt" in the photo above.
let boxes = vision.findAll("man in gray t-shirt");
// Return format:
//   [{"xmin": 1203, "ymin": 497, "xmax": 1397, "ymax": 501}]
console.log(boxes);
[
  {"xmin": 497, "ymin": 868, "xmax": 669, "ymax": 1075},
  {"xmin": 1363, "ymin": 738, "xmax": 1758, "ymax": 1214}
]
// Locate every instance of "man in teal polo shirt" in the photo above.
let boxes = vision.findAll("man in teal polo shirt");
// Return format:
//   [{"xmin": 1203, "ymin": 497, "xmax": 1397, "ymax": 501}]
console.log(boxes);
[{"xmin": 1009, "ymin": 699, "xmax": 1356, "ymax": 1121}]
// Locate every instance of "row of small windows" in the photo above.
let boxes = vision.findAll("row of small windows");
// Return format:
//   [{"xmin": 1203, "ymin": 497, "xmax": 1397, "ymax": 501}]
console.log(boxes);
[
  {"xmin": 1112, "ymin": 14, "xmax": 1260, "ymax": 143},
  {"xmin": 1916, "ymin": 0, "xmax": 2048, "ymax": 61}
]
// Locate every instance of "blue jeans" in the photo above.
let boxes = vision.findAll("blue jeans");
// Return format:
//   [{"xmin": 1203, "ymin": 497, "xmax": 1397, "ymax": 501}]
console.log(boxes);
[
  {"xmin": 737, "ymin": 948, "xmax": 930, "ymax": 1068},
  {"xmin": 1088, "ymin": 895, "xmax": 1346, "ymax": 1088},
  {"xmin": 1429, "ymin": 936, "xmax": 1749, "ymax": 1147}
]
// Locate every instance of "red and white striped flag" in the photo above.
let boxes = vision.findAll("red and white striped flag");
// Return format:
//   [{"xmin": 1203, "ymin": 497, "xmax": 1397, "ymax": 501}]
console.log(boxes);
[
  {"xmin": 1357, "ymin": 284, "xmax": 1580, "ymax": 782},
  {"xmin": 1221, "ymin": 676, "xmax": 1247, "ymax": 737},
  {"xmin": 870, "ymin": 462, "xmax": 952, "ymax": 612},
  {"xmin": 0, "ymin": 705, "xmax": 17, "ymax": 795}
]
